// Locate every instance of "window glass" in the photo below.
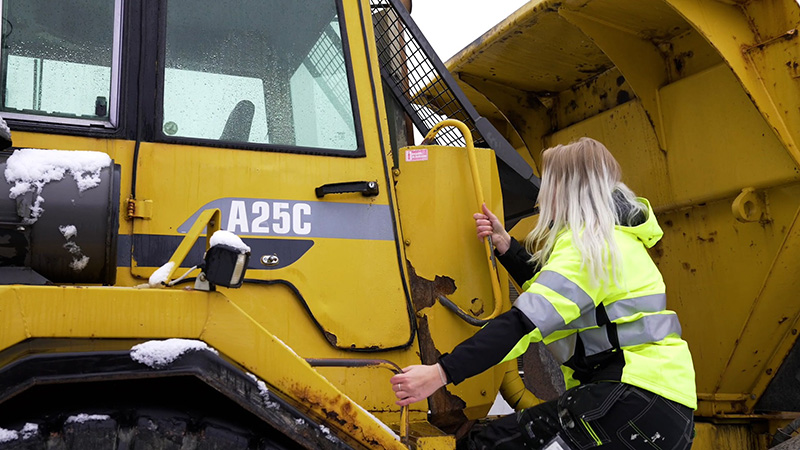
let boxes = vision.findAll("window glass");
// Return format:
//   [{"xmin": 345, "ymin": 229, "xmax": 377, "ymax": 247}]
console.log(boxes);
[
  {"xmin": 0, "ymin": 0, "xmax": 117, "ymax": 123},
  {"xmin": 163, "ymin": 0, "xmax": 358, "ymax": 152}
]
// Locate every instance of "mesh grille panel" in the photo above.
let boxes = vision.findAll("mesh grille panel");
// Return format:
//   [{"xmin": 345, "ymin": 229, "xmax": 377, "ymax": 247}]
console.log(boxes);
[{"xmin": 370, "ymin": 0, "xmax": 483, "ymax": 147}]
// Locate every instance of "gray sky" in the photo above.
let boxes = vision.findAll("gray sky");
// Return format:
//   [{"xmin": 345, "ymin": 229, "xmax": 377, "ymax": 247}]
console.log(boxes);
[{"xmin": 410, "ymin": 1, "xmax": 529, "ymax": 61}]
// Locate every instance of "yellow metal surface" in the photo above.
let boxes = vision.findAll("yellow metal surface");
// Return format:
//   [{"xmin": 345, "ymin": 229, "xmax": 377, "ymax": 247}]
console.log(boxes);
[
  {"xmin": 668, "ymin": 0, "xmax": 800, "ymax": 165},
  {"xmin": 413, "ymin": 436, "xmax": 456, "ymax": 450},
  {"xmin": 306, "ymin": 358, "xmax": 410, "ymax": 443},
  {"xmin": 718, "ymin": 203, "xmax": 800, "ymax": 411},
  {"xmin": 0, "ymin": 285, "xmax": 408, "ymax": 449},
  {"xmin": 156, "ymin": 208, "xmax": 220, "ymax": 285},
  {"xmin": 692, "ymin": 422, "xmax": 765, "ymax": 450}
]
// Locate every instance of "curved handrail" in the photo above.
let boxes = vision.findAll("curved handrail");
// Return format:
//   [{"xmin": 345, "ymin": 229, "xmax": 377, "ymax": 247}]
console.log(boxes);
[
  {"xmin": 306, "ymin": 358, "xmax": 409, "ymax": 444},
  {"xmin": 421, "ymin": 119, "xmax": 504, "ymax": 322}
]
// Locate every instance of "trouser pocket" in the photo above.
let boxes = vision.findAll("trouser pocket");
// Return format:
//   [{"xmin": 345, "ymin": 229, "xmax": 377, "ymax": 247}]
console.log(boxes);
[
  {"xmin": 557, "ymin": 382, "xmax": 627, "ymax": 448},
  {"xmin": 615, "ymin": 389, "xmax": 694, "ymax": 450}
]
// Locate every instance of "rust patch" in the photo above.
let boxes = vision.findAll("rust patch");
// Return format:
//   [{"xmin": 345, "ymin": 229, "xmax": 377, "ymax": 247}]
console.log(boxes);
[
  {"xmin": 417, "ymin": 315, "xmax": 470, "ymax": 436},
  {"xmin": 406, "ymin": 261, "xmax": 456, "ymax": 312},
  {"xmin": 287, "ymin": 382, "xmax": 394, "ymax": 449},
  {"xmin": 649, "ymin": 241, "xmax": 664, "ymax": 260},
  {"xmin": 469, "ymin": 298, "xmax": 485, "ymax": 317},
  {"xmin": 672, "ymin": 51, "xmax": 694, "ymax": 75},
  {"xmin": 566, "ymin": 99, "xmax": 578, "ymax": 112},
  {"xmin": 696, "ymin": 231, "xmax": 716, "ymax": 243},
  {"xmin": 407, "ymin": 260, "xmax": 471, "ymax": 436},
  {"xmin": 324, "ymin": 331, "xmax": 338, "ymax": 346}
]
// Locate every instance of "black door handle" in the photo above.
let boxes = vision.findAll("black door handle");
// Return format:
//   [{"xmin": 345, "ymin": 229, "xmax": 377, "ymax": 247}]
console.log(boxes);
[{"xmin": 315, "ymin": 181, "xmax": 379, "ymax": 198}]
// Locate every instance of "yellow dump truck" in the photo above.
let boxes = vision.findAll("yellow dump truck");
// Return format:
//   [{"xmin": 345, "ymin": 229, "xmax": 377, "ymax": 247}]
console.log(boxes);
[{"xmin": 0, "ymin": 0, "xmax": 797, "ymax": 449}]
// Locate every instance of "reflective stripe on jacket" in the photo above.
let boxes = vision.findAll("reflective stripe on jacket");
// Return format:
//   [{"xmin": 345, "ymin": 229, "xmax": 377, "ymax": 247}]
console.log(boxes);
[{"xmin": 504, "ymin": 198, "xmax": 697, "ymax": 409}]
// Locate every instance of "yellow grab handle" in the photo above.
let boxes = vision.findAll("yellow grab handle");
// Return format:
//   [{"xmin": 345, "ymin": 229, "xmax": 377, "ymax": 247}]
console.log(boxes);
[{"xmin": 422, "ymin": 119, "xmax": 504, "ymax": 321}]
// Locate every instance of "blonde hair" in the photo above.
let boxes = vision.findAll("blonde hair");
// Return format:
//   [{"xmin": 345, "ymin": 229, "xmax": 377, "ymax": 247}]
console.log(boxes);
[{"xmin": 525, "ymin": 138, "xmax": 645, "ymax": 286}]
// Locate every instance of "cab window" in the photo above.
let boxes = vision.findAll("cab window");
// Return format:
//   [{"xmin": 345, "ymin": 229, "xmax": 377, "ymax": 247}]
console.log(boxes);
[
  {"xmin": 161, "ymin": 0, "xmax": 359, "ymax": 153},
  {"xmin": 0, "ymin": 0, "xmax": 120, "ymax": 126}
]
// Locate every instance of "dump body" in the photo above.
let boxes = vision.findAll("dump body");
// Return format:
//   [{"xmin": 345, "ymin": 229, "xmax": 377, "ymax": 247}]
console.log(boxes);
[{"xmin": 445, "ymin": 0, "xmax": 800, "ymax": 447}]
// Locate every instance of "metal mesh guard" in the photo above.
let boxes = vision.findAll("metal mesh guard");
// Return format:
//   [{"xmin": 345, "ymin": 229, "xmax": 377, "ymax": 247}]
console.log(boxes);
[{"xmin": 370, "ymin": 0, "xmax": 483, "ymax": 147}]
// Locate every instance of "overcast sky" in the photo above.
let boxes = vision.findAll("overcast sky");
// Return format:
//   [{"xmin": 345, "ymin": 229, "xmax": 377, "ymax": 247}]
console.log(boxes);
[{"xmin": 409, "ymin": 1, "xmax": 529, "ymax": 61}]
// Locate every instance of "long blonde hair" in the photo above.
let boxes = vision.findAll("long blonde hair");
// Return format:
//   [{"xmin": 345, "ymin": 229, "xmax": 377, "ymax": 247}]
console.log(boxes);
[{"xmin": 525, "ymin": 138, "xmax": 645, "ymax": 286}]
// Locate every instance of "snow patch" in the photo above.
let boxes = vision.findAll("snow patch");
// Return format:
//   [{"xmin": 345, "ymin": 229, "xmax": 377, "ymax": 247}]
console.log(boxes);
[
  {"xmin": 246, "ymin": 372, "xmax": 280, "ymax": 409},
  {"xmin": 130, "ymin": 339, "xmax": 218, "ymax": 369},
  {"xmin": 66, "ymin": 414, "xmax": 110, "ymax": 424},
  {"xmin": 210, "ymin": 230, "xmax": 250, "ymax": 253},
  {"xmin": 59, "ymin": 224, "xmax": 78, "ymax": 240},
  {"xmin": 148, "ymin": 261, "xmax": 175, "ymax": 287},
  {"xmin": 0, "ymin": 423, "xmax": 37, "ymax": 443},
  {"xmin": 320, "ymin": 425, "xmax": 338, "ymax": 442},
  {"xmin": 0, "ymin": 428, "xmax": 18, "ymax": 443},
  {"xmin": 59, "ymin": 225, "xmax": 90, "ymax": 271},
  {"xmin": 70, "ymin": 255, "xmax": 90, "ymax": 271},
  {"xmin": 4, "ymin": 148, "xmax": 111, "ymax": 223},
  {"xmin": 19, "ymin": 423, "xmax": 37, "ymax": 440},
  {"xmin": 271, "ymin": 335, "xmax": 301, "ymax": 359},
  {"xmin": 0, "ymin": 116, "xmax": 11, "ymax": 142}
]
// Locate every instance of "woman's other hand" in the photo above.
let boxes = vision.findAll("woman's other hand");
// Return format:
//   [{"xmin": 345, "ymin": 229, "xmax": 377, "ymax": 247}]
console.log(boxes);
[
  {"xmin": 390, "ymin": 364, "xmax": 446, "ymax": 406},
  {"xmin": 473, "ymin": 203, "xmax": 511, "ymax": 255}
]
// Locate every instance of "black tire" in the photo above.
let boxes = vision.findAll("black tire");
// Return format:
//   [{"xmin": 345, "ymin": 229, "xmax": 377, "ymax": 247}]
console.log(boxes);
[
  {"xmin": 0, "ymin": 353, "xmax": 348, "ymax": 450},
  {"xmin": 0, "ymin": 410, "xmax": 298, "ymax": 450}
]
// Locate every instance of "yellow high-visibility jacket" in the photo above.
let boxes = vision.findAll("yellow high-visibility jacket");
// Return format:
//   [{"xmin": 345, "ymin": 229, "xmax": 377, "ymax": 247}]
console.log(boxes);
[{"xmin": 506, "ymin": 198, "xmax": 697, "ymax": 409}]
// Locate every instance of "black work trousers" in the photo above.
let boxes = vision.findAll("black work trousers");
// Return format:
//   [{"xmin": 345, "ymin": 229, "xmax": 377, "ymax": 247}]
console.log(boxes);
[{"xmin": 460, "ymin": 382, "xmax": 694, "ymax": 450}]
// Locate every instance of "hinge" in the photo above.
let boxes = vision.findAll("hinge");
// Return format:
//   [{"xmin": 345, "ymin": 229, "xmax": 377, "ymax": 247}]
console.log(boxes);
[{"xmin": 126, "ymin": 198, "xmax": 153, "ymax": 220}]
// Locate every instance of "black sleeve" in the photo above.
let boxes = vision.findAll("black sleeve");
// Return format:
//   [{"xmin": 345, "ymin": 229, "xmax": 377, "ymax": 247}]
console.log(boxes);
[
  {"xmin": 497, "ymin": 237, "xmax": 540, "ymax": 287},
  {"xmin": 439, "ymin": 307, "xmax": 536, "ymax": 385}
]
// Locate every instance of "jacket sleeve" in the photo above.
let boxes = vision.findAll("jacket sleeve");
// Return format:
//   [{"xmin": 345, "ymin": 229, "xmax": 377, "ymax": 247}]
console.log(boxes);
[
  {"xmin": 438, "ymin": 307, "xmax": 535, "ymax": 385},
  {"xmin": 497, "ymin": 237, "xmax": 540, "ymax": 287}
]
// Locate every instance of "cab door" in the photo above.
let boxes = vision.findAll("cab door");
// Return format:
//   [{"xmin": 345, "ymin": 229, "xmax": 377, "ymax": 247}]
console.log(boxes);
[{"xmin": 130, "ymin": 0, "xmax": 413, "ymax": 350}]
